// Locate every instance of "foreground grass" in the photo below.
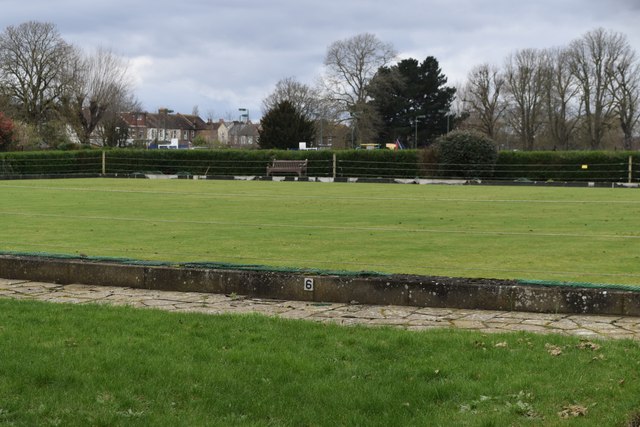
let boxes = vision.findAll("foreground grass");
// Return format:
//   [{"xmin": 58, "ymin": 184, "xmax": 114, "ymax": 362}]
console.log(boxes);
[
  {"xmin": 1, "ymin": 178, "xmax": 639, "ymax": 285},
  {"xmin": 1, "ymin": 299, "xmax": 639, "ymax": 426}
]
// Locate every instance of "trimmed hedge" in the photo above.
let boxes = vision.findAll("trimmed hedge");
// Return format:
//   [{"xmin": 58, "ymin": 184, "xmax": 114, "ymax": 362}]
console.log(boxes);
[
  {"xmin": 0, "ymin": 151, "xmax": 102, "ymax": 175},
  {"xmin": 495, "ymin": 151, "xmax": 638, "ymax": 182},
  {"xmin": 336, "ymin": 150, "xmax": 418, "ymax": 178},
  {"xmin": 0, "ymin": 148, "xmax": 638, "ymax": 182},
  {"xmin": 104, "ymin": 149, "xmax": 334, "ymax": 176}
]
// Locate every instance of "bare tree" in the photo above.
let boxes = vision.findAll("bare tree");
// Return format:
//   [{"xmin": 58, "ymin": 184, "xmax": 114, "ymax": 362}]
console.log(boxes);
[
  {"xmin": 569, "ymin": 28, "xmax": 630, "ymax": 149},
  {"xmin": 609, "ymin": 50, "xmax": 640, "ymax": 150},
  {"xmin": 96, "ymin": 92, "xmax": 141, "ymax": 147},
  {"xmin": 322, "ymin": 33, "xmax": 396, "ymax": 145},
  {"xmin": 322, "ymin": 33, "xmax": 396, "ymax": 111},
  {"xmin": 543, "ymin": 47, "xmax": 581, "ymax": 150},
  {"xmin": 0, "ymin": 21, "xmax": 74, "ymax": 127},
  {"xmin": 504, "ymin": 49, "xmax": 547, "ymax": 150},
  {"xmin": 262, "ymin": 77, "xmax": 322, "ymax": 117},
  {"xmin": 463, "ymin": 64, "xmax": 506, "ymax": 139},
  {"xmin": 60, "ymin": 47, "xmax": 134, "ymax": 145}
]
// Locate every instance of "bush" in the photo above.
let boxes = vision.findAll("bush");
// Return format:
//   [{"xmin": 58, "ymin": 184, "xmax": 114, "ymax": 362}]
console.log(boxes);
[
  {"xmin": 433, "ymin": 131, "xmax": 498, "ymax": 178},
  {"xmin": 0, "ymin": 112, "xmax": 15, "ymax": 151}
]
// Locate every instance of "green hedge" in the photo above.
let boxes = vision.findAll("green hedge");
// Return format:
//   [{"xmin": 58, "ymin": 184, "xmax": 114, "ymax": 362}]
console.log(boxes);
[
  {"xmin": 0, "ymin": 149, "xmax": 637, "ymax": 182},
  {"xmin": 495, "ymin": 151, "xmax": 638, "ymax": 182},
  {"xmin": 336, "ymin": 150, "xmax": 418, "ymax": 178},
  {"xmin": 0, "ymin": 151, "xmax": 102, "ymax": 175},
  {"xmin": 104, "ymin": 149, "xmax": 334, "ymax": 176}
]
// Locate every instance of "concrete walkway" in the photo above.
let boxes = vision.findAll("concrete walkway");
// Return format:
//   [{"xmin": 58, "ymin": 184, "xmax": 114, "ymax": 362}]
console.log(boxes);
[{"xmin": 2, "ymin": 278, "xmax": 640, "ymax": 340}]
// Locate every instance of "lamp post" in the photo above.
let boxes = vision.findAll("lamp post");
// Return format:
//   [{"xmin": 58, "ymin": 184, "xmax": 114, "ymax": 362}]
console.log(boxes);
[
  {"xmin": 350, "ymin": 111, "xmax": 361, "ymax": 149},
  {"xmin": 439, "ymin": 109, "xmax": 450, "ymax": 134},
  {"xmin": 161, "ymin": 108, "xmax": 174, "ymax": 143},
  {"xmin": 414, "ymin": 115, "xmax": 426, "ymax": 149}
]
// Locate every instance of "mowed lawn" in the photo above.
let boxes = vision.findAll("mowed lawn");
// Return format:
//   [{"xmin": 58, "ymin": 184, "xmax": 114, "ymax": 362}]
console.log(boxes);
[
  {"xmin": 1, "ymin": 178, "xmax": 639, "ymax": 285},
  {"xmin": 1, "ymin": 299, "xmax": 640, "ymax": 426}
]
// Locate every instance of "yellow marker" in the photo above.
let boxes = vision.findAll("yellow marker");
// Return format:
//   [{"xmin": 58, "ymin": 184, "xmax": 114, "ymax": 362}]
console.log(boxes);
[{"xmin": 581, "ymin": 164, "xmax": 588, "ymax": 169}]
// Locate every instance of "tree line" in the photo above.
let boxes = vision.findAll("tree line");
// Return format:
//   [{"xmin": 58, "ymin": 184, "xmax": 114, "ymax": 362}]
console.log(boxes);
[
  {"xmin": 0, "ymin": 22, "xmax": 636, "ymax": 152},
  {"xmin": 260, "ymin": 29, "xmax": 639, "ymax": 151},
  {"xmin": 259, "ymin": 33, "xmax": 457, "ymax": 150},
  {"xmin": 461, "ymin": 28, "xmax": 639, "ymax": 151},
  {"xmin": 0, "ymin": 21, "xmax": 138, "ymax": 150}
]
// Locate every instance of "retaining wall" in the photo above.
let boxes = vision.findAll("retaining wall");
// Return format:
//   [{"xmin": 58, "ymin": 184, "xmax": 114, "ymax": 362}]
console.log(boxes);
[{"xmin": 1, "ymin": 254, "xmax": 639, "ymax": 316}]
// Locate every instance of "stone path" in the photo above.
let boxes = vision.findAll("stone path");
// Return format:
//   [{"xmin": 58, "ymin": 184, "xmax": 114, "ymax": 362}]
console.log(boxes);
[{"xmin": 2, "ymin": 278, "xmax": 640, "ymax": 340}]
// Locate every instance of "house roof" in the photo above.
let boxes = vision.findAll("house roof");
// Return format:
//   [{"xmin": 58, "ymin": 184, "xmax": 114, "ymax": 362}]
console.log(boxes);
[{"xmin": 119, "ymin": 111, "xmax": 208, "ymax": 131}]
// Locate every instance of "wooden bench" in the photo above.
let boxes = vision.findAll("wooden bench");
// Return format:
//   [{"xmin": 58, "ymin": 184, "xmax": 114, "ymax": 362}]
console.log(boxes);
[{"xmin": 266, "ymin": 159, "xmax": 308, "ymax": 177}]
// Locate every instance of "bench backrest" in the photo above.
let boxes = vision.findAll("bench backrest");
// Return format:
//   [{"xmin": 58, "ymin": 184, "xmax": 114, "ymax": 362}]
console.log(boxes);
[{"xmin": 269, "ymin": 159, "xmax": 307, "ymax": 168}]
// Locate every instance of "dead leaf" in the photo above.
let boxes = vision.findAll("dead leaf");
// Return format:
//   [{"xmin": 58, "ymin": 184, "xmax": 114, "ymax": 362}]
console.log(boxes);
[
  {"xmin": 558, "ymin": 404, "xmax": 588, "ymax": 418},
  {"xmin": 577, "ymin": 340, "xmax": 601, "ymax": 351},
  {"xmin": 545, "ymin": 343, "xmax": 563, "ymax": 356},
  {"xmin": 494, "ymin": 341, "xmax": 508, "ymax": 348}
]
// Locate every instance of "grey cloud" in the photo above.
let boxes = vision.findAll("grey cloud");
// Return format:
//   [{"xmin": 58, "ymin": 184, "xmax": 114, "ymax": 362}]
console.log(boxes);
[{"xmin": 1, "ymin": 0, "xmax": 639, "ymax": 118}]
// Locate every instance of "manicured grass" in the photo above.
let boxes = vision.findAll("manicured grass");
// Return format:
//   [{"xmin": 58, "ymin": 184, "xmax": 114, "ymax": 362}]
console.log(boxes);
[
  {"xmin": 0, "ymin": 178, "xmax": 639, "ymax": 285},
  {"xmin": 0, "ymin": 298, "xmax": 639, "ymax": 426}
]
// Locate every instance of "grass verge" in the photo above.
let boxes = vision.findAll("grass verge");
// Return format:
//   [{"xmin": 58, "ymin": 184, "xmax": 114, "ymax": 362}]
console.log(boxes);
[{"xmin": 0, "ymin": 299, "xmax": 639, "ymax": 426}]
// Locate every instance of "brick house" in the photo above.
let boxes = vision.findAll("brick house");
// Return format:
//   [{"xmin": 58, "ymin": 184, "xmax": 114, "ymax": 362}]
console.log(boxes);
[
  {"xmin": 120, "ymin": 110, "xmax": 260, "ymax": 148},
  {"xmin": 120, "ymin": 109, "xmax": 208, "ymax": 148}
]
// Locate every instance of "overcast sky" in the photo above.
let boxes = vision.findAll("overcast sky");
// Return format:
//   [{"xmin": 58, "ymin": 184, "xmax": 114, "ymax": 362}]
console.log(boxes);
[{"xmin": 2, "ymin": 0, "xmax": 639, "ymax": 120}]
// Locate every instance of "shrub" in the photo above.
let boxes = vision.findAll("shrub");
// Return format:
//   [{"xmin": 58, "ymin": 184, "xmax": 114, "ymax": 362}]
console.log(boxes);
[
  {"xmin": 433, "ymin": 131, "xmax": 498, "ymax": 178},
  {"xmin": 0, "ymin": 112, "xmax": 15, "ymax": 150},
  {"xmin": 191, "ymin": 135, "xmax": 209, "ymax": 147}
]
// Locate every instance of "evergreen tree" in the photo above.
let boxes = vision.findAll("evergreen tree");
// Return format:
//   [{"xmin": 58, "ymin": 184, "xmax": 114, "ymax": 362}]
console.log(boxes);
[
  {"xmin": 258, "ymin": 100, "xmax": 315, "ymax": 149},
  {"xmin": 369, "ymin": 57, "xmax": 456, "ymax": 146}
]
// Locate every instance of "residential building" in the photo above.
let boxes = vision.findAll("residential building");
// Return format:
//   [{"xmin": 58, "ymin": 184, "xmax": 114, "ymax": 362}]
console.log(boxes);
[
  {"xmin": 227, "ymin": 121, "xmax": 260, "ymax": 147},
  {"xmin": 120, "ymin": 109, "xmax": 208, "ymax": 148},
  {"xmin": 119, "ymin": 110, "xmax": 260, "ymax": 148}
]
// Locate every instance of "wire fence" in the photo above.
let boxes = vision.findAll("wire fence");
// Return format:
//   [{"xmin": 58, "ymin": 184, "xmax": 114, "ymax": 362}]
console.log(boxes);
[{"xmin": 0, "ymin": 151, "xmax": 638, "ymax": 182}]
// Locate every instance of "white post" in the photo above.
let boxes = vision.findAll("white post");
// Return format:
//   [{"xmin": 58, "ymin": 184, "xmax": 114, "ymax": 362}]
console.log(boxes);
[
  {"xmin": 629, "ymin": 155, "xmax": 633, "ymax": 184},
  {"xmin": 102, "ymin": 151, "xmax": 106, "ymax": 175}
]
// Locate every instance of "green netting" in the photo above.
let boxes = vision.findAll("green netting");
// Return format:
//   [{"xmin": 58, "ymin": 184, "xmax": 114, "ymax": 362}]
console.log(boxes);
[
  {"xmin": 517, "ymin": 279, "xmax": 640, "ymax": 292},
  {"xmin": 0, "ymin": 250, "xmax": 387, "ymax": 277}
]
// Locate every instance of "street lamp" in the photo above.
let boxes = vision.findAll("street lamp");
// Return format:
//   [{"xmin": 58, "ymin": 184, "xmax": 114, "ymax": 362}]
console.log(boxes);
[
  {"xmin": 161, "ymin": 108, "xmax": 174, "ymax": 143},
  {"xmin": 414, "ymin": 115, "xmax": 426, "ymax": 149},
  {"xmin": 350, "ymin": 111, "xmax": 361, "ymax": 149},
  {"xmin": 439, "ymin": 109, "xmax": 450, "ymax": 134}
]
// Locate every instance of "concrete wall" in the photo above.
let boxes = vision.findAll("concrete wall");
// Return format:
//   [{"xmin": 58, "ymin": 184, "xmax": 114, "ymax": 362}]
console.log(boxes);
[{"xmin": 1, "ymin": 254, "xmax": 639, "ymax": 316}]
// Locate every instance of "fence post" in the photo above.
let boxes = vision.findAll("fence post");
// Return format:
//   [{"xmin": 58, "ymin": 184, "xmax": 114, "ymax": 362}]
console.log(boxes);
[
  {"xmin": 102, "ymin": 151, "xmax": 106, "ymax": 175},
  {"xmin": 332, "ymin": 153, "xmax": 337, "ymax": 179},
  {"xmin": 629, "ymin": 155, "xmax": 633, "ymax": 184}
]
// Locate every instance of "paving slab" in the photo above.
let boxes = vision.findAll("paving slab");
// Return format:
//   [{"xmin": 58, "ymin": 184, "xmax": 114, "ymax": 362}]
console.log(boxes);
[{"xmin": 0, "ymin": 278, "xmax": 639, "ymax": 340}]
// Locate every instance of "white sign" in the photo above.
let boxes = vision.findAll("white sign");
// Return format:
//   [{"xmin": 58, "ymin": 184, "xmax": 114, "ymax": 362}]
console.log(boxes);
[{"xmin": 303, "ymin": 277, "xmax": 314, "ymax": 291}]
